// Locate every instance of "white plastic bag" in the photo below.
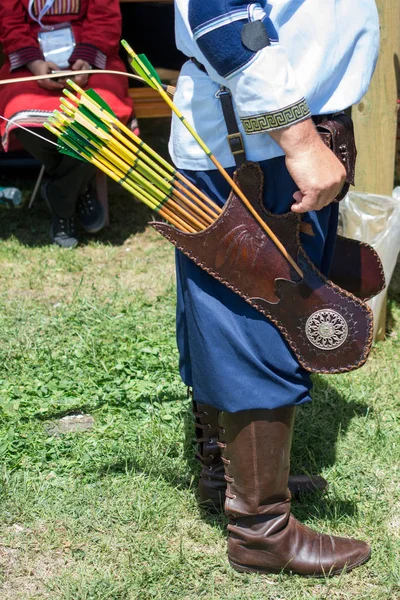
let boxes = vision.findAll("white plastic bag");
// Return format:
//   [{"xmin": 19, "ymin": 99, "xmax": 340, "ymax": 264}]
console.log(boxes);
[{"xmin": 338, "ymin": 191, "xmax": 400, "ymax": 340}]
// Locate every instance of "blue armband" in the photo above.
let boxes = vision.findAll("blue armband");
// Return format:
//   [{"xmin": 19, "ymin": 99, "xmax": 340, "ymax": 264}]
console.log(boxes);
[{"xmin": 188, "ymin": 0, "xmax": 278, "ymax": 79}]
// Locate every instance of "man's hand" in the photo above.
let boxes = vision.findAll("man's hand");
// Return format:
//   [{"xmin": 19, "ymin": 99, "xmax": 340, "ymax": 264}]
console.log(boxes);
[
  {"xmin": 269, "ymin": 118, "xmax": 346, "ymax": 214},
  {"xmin": 69, "ymin": 59, "xmax": 91, "ymax": 88},
  {"xmin": 26, "ymin": 60, "xmax": 64, "ymax": 91}
]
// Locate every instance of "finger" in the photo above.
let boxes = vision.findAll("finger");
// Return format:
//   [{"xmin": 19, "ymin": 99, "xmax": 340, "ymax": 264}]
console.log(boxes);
[
  {"xmin": 73, "ymin": 76, "xmax": 88, "ymax": 87},
  {"xmin": 291, "ymin": 191, "xmax": 323, "ymax": 214},
  {"xmin": 47, "ymin": 61, "xmax": 61, "ymax": 72},
  {"xmin": 291, "ymin": 196, "xmax": 307, "ymax": 214},
  {"xmin": 72, "ymin": 59, "xmax": 85, "ymax": 71},
  {"xmin": 38, "ymin": 79, "xmax": 64, "ymax": 91},
  {"xmin": 291, "ymin": 200, "xmax": 308, "ymax": 214},
  {"xmin": 292, "ymin": 199, "xmax": 328, "ymax": 213},
  {"xmin": 292, "ymin": 190, "xmax": 303, "ymax": 203},
  {"xmin": 49, "ymin": 80, "xmax": 64, "ymax": 89},
  {"xmin": 291, "ymin": 201, "xmax": 312, "ymax": 214},
  {"xmin": 318, "ymin": 187, "xmax": 341, "ymax": 207}
]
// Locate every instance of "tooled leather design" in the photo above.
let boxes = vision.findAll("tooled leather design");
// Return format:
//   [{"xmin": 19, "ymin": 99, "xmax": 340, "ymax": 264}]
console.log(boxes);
[{"xmin": 151, "ymin": 162, "xmax": 376, "ymax": 374}]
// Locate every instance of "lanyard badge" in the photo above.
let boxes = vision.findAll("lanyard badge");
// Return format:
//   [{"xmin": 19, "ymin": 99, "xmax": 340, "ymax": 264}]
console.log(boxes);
[
  {"xmin": 37, "ymin": 24, "xmax": 76, "ymax": 69},
  {"xmin": 30, "ymin": 0, "xmax": 76, "ymax": 69}
]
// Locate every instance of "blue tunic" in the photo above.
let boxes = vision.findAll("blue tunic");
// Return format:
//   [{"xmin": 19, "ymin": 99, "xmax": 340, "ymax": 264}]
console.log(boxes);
[{"xmin": 176, "ymin": 157, "xmax": 338, "ymax": 412}]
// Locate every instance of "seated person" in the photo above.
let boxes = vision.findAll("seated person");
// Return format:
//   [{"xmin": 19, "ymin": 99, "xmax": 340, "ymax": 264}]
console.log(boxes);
[{"xmin": 0, "ymin": 0, "xmax": 138, "ymax": 248}]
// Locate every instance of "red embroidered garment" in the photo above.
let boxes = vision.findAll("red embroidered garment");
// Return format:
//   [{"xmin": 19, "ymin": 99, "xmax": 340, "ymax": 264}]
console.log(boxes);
[{"xmin": 0, "ymin": 0, "xmax": 135, "ymax": 150}]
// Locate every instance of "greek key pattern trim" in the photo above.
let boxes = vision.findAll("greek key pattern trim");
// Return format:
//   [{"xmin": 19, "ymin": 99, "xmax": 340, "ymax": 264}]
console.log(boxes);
[{"xmin": 241, "ymin": 98, "xmax": 311, "ymax": 134}]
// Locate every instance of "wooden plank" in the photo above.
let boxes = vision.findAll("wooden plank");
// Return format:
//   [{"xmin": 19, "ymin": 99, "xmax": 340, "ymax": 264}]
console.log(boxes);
[
  {"xmin": 129, "ymin": 88, "xmax": 171, "ymax": 118},
  {"xmin": 353, "ymin": 0, "xmax": 400, "ymax": 196},
  {"xmin": 352, "ymin": 0, "xmax": 400, "ymax": 341}
]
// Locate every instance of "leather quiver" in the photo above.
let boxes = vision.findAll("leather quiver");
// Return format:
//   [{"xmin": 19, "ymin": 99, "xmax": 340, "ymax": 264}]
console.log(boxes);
[{"xmin": 151, "ymin": 162, "xmax": 385, "ymax": 374}]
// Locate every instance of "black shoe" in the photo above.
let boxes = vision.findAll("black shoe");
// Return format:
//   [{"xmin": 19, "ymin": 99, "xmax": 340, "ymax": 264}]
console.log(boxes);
[
  {"xmin": 50, "ymin": 215, "xmax": 78, "ymax": 249},
  {"xmin": 76, "ymin": 188, "xmax": 106, "ymax": 233}
]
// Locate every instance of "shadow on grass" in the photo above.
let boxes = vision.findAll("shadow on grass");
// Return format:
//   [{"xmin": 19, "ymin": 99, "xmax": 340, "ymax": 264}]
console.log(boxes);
[
  {"xmin": 94, "ymin": 376, "xmax": 369, "ymax": 527},
  {"xmin": 0, "ymin": 119, "xmax": 171, "ymax": 248},
  {"xmin": 291, "ymin": 375, "xmax": 370, "ymax": 477}
]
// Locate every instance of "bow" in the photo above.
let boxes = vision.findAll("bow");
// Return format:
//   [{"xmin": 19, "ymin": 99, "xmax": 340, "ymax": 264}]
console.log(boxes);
[{"xmin": 0, "ymin": 68, "xmax": 176, "ymax": 95}]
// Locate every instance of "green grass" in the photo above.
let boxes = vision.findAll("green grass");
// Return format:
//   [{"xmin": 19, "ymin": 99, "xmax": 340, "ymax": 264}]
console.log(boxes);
[{"xmin": 0, "ymin": 162, "xmax": 399, "ymax": 598}]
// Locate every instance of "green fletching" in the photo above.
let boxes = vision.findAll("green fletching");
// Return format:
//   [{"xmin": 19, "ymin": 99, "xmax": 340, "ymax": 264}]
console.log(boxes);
[
  {"xmin": 58, "ymin": 136, "xmax": 86, "ymax": 162},
  {"xmin": 58, "ymin": 146, "xmax": 83, "ymax": 161},
  {"xmin": 55, "ymin": 88, "xmax": 111, "ymax": 160},
  {"xmin": 138, "ymin": 54, "xmax": 161, "ymax": 85},
  {"xmin": 130, "ymin": 58, "xmax": 157, "ymax": 90},
  {"xmin": 60, "ymin": 126, "xmax": 94, "ymax": 159},
  {"xmin": 73, "ymin": 88, "xmax": 115, "ymax": 133},
  {"xmin": 79, "ymin": 104, "xmax": 109, "ymax": 135},
  {"xmin": 122, "ymin": 40, "xmax": 161, "ymax": 90},
  {"xmin": 86, "ymin": 89, "xmax": 116, "ymax": 117},
  {"xmin": 70, "ymin": 120, "xmax": 102, "ymax": 146}
]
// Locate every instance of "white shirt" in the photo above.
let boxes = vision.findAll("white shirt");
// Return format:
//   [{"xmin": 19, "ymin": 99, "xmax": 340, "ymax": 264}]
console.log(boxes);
[{"xmin": 169, "ymin": 0, "xmax": 379, "ymax": 171}]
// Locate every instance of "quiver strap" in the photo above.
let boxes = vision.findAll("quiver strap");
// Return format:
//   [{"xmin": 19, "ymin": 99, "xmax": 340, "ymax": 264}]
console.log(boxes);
[{"xmin": 151, "ymin": 162, "xmax": 384, "ymax": 374}]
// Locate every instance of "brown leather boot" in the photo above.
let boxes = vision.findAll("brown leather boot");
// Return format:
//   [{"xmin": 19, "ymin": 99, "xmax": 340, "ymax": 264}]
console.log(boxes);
[
  {"xmin": 218, "ymin": 408, "xmax": 371, "ymax": 577},
  {"xmin": 192, "ymin": 398, "xmax": 328, "ymax": 510},
  {"xmin": 193, "ymin": 400, "xmax": 226, "ymax": 509}
]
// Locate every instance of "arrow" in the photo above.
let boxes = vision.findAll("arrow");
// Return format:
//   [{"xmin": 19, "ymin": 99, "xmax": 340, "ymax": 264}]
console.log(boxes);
[
  {"xmin": 45, "ymin": 86, "xmax": 223, "ymax": 233},
  {"xmin": 0, "ymin": 69, "xmax": 176, "ymax": 96}
]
